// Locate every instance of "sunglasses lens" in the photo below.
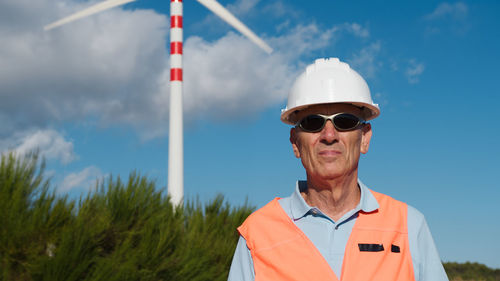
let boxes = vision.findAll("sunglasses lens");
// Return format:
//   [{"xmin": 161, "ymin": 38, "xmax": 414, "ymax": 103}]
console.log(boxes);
[
  {"xmin": 333, "ymin": 114, "xmax": 361, "ymax": 131},
  {"xmin": 299, "ymin": 115, "xmax": 326, "ymax": 132},
  {"xmin": 298, "ymin": 113, "xmax": 362, "ymax": 132}
]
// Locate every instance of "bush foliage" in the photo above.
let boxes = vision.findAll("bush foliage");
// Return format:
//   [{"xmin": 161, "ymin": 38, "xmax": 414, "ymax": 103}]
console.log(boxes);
[
  {"xmin": 0, "ymin": 153, "xmax": 254, "ymax": 281},
  {"xmin": 1, "ymin": 153, "xmax": 498, "ymax": 281},
  {"xmin": 444, "ymin": 262, "xmax": 500, "ymax": 281}
]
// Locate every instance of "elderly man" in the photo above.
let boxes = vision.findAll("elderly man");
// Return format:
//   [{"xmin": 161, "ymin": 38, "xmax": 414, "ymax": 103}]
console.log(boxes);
[{"xmin": 228, "ymin": 58, "xmax": 448, "ymax": 281}]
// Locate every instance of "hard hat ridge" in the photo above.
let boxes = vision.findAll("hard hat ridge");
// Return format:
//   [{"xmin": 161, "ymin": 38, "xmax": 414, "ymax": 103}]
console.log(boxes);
[
  {"xmin": 306, "ymin": 58, "xmax": 347, "ymax": 73},
  {"xmin": 281, "ymin": 58, "xmax": 380, "ymax": 125}
]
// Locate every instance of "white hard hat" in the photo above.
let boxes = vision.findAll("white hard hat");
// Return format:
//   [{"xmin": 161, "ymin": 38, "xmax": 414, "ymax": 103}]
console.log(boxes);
[{"xmin": 281, "ymin": 58, "xmax": 380, "ymax": 125}]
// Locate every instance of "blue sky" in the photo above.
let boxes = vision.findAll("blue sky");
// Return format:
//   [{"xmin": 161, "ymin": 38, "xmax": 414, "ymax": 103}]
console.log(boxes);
[{"xmin": 1, "ymin": 0, "xmax": 499, "ymax": 269}]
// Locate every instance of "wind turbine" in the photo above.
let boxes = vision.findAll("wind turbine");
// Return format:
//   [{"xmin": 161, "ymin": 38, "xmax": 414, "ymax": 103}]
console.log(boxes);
[{"xmin": 44, "ymin": 0, "xmax": 273, "ymax": 206}]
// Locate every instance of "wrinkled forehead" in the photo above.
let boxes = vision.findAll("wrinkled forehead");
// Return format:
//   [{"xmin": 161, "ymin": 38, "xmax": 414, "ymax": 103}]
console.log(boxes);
[{"xmin": 293, "ymin": 103, "xmax": 365, "ymax": 123}]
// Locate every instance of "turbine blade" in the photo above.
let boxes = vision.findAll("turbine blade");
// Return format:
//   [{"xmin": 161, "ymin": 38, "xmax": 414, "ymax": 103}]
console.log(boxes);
[
  {"xmin": 44, "ymin": 0, "xmax": 137, "ymax": 31},
  {"xmin": 196, "ymin": 0, "xmax": 273, "ymax": 54}
]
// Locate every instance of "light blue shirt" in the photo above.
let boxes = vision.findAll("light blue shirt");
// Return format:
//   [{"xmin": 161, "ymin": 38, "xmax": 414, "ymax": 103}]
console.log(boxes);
[{"xmin": 228, "ymin": 180, "xmax": 449, "ymax": 281}]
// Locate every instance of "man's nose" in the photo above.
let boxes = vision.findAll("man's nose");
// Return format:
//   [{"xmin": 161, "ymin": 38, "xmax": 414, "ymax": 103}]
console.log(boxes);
[{"xmin": 320, "ymin": 120, "xmax": 338, "ymax": 143}]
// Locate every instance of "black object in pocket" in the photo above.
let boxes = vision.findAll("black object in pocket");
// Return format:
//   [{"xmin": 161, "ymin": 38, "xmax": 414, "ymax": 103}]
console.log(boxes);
[
  {"xmin": 358, "ymin": 243, "xmax": 384, "ymax": 252},
  {"xmin": 391, "ymin": 244, "xmax": 400, "ymax": 253}
]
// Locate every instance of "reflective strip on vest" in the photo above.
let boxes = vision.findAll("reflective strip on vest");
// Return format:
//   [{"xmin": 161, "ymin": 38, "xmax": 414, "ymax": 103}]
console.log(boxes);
[{"xmin": 237, "ymin": 190, "xmax": 415, "ymax": 281}]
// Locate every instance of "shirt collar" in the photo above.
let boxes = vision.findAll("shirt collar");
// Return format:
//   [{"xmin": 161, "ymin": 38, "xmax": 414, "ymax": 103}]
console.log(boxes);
[
  {"xmin": 289, "ymin": 179, "xmax": 379, "ymax": 220},
  {"xmin": 358, "ymin": 179, "xmax": 379, "ymax": 213},
  {"xmin": 290, "ymin": 181, "xmax": 311, "ymax": 220}
]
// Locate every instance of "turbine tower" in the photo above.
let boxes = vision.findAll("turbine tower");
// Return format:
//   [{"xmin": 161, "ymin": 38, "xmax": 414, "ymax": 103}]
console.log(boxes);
[{"xmin": 45, "ymin": 0, "xmax": 273, "ymax": 206}]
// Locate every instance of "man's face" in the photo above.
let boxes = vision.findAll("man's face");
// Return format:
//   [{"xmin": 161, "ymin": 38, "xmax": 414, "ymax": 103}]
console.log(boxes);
[{"xmin": 290, "ymin": 104, "xmax": 372, "ymax": 183}]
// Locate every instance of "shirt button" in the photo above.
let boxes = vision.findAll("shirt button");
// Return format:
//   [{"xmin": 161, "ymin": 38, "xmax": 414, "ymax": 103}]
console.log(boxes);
[{"xmin": 311, "ymin": 209, "xmax": 318, "ymax": 214}]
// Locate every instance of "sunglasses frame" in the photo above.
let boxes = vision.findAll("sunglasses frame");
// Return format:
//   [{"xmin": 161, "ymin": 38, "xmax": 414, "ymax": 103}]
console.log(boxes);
[{"xmin": 296, "ymin": 113, "xmax": 366, "ymax": 133}]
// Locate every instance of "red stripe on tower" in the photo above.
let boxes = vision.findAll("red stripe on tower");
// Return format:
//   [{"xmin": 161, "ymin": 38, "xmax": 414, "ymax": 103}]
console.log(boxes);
[
  {"xmin": 171, "ymin": 16, "xmax": 183, "ymax": 28},
  {"xmin": 171, "ymin": 0, "xmax": 182, "ymax": 2},
  {"xmin": 170, "ymin": 68, "xmax": 183, "ymax": 81},
  {"xmin": 170, "ymin": 42, "xmax": 183, "ymax": 55}
]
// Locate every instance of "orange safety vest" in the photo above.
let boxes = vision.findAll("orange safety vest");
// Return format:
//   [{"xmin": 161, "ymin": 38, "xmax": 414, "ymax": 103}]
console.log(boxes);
[{"xmin": 238, "ymin": 190, "xmax": 415, "ymax": 281}]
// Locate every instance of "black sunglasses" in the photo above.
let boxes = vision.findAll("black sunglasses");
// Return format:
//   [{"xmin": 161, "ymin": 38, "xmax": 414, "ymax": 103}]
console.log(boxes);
[{"xmin": 296, "ymin": 113, "xmax": 365, "ymax": 132}]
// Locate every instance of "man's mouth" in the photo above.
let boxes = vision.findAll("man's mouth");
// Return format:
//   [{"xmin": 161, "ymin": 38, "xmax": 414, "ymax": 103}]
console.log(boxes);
[{"xmin": 319, "ymin": 150, "xmax": 341, "ymax": 157}]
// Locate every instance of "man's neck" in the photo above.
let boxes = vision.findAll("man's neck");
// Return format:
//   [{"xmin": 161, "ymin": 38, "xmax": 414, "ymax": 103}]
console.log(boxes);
[{"xmin": 302, "ymin": 174, "xmax": 361, "ymax": 222}]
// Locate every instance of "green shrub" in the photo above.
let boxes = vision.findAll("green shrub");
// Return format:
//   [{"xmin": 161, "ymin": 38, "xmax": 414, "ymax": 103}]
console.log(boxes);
[
  {"xmin": 444, "ymin": 262, "xmax": 500, "ymax": 281},
  {"xmin": 0, "ymin": 152, "xmax": 74, "ymax": 280},
  {"xmin": 0, "ymin": 153, "xmax": 254, "ymax": 281}
]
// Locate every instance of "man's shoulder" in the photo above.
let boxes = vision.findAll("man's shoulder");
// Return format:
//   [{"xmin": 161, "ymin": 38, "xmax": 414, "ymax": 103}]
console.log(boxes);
[
  {"xmin": 370, "ymin": 190, "xmax": 425, "ymax": 219},
  {"xmin": 407, "ymin": 204, "xmax": 426, "ymax": 228},
  {"xmin": 368, "ymin": 189, "xmax": 417, "ymax": 212},
  {"xmin": 237, "ymin": 197, "xmax": 298, "ymax": 251},
  {"xmin": 368, "ymin": 189, "xmax": 427, "ymax": 232},
  {"xmin": 245, "ymin": 198, "xmax": 281, "ymax": 219},
  {"xmin": 239, "ymin": 198, "xmax": 285, "ymax": 231},
  {"xmin": 369, "ymin": 189, "xmax": 402, "ymax": 203}
]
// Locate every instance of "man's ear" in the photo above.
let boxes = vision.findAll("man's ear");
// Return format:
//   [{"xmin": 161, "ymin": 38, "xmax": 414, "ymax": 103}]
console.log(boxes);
[
  {"xmin": 360, "ymin": 123, "xmax": 372, "ymax": 154},
  {"xmin": 290, "ymin": 128, "xmax": 301, "ymax": 158}
]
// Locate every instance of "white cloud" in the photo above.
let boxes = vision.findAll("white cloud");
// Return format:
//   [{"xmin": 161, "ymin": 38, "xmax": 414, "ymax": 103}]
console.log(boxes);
[
  {"xmin": 182, "ymin": 34, "xmax": 290, "ymax": 122},
  {"xmin": 424, "ymin": 2, "xmax": 468, "ymax": 21},
  {"xmin": 406, "ymin": 59, "xmax": 425, "ymax": 84},
  {"xmin": 389, "ymin": 59, "xmax": 399, "ymax": 71},
  {"xmin": 262, "ymin": 1, "xmax": 298, "ymax": 19},
  {"xmin": 347, "ymin": 41, "xmax": 382, "ymax": 78},
  {"xmin": 181, "ymin": 23, "xmax": 346, "ymax": 125},
  {"xmin": 341, "ymin": 23, "xmax": 370, "ymax": 38},
  {"xmin": 423, "ymin": 2, "xmax": 469, "ymax": 35},
  {"xmin": 0, "ymin": 129, "xmax": 77, "ymax": 164},
  {"xmin": 59, "ymin": 166, "xmax": 103, "ymax": 193},
  {"xmin": 0, "ymin": 0, "xmax": 378, "ymax": 139},
  {"xmin": 269, "ymin": 24, "xmax": 340, "ymax": 60},
  {"xmin": 227, "ymin": 0, "xmax": 261, "ymax": 15},
  {"xmin": 0, "ymin": 0, "xmax": 169, "ymax": 137}
]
